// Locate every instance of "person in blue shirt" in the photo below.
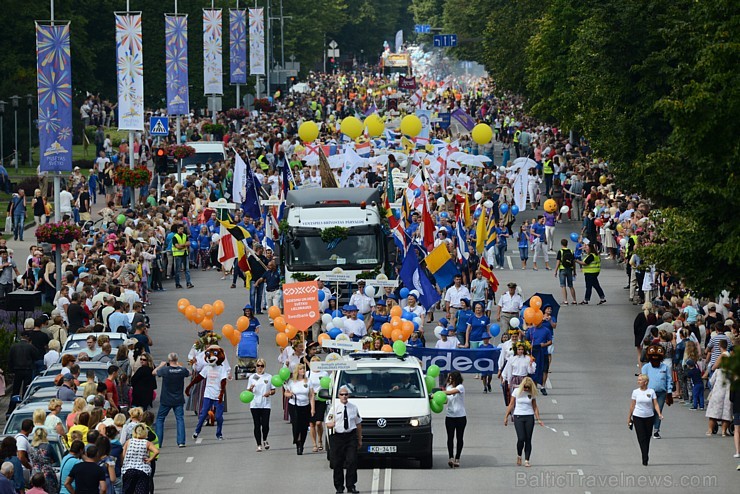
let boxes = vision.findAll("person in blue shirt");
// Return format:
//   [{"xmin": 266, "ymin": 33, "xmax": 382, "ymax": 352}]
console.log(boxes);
[
  {"xmin": 517, "ymin": 223, "xmax": 530, "ymax": 269},
  {"xmin": 88, "ymin": 172, "xmax": 98, "ymax": 205},
  {"xmin": 58, "ymin": 440, "xmax": 84, "ymax": 494},
  {"xmin": 495, "ymin": 221, "xmax": 509, "ymax": 269},
  {"xmin": 371, "ymin": 300, "xmax": 390, "ymax": 333},
  {"xmin": 525, "ymin": 322, "xmax": 553, "ymax": 394},
  {"xmin": 406, "ymin": 213, "xmax": 421, "ymax": 237},
  {"xmin": 541, "ymin": 305, "xmax": 557, "ymax": 375},
  {"xmin": 453, "ymin": 300, "xmax": 473, "ymax": 347},
  {"xmin": 408, "ymin": 330, "xmax": 423, "ymax": 348},
  {"xmin": 237, "ymin": 305, "xmax": 260, "ymax": 370},
  {"xmin": 197, "ymin": 226, "xmax": 211, "ymax": 270},
  {"xmin": 479, "ymin": 335, "xmax": 495, "ymax": 393},
  {"xmin": 165, "ymin": 227, "xmax": 176, "ymax": 279},
  {"xmin": 465, "ymin": 301, "xmax": 491, "ymax": 349},
  {"xmin": 640, "ymin": 344, "xmax": 673, "ymax": 439}
]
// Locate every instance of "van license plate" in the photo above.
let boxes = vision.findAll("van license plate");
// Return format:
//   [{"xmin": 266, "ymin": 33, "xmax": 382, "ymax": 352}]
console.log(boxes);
[{"xmin": 368, "ymin": 446, "xmax": 397, "ymax": 453}]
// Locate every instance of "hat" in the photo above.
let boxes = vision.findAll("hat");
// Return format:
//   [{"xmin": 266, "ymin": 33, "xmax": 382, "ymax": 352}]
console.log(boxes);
[
  {"xmin": 439, "ymin": 329, "xmax": 449, "ymax": 336},
  {"xmin": 708, "ymin": 304, "xmax": 716, "ymax": 311},
  {"xmin": 386, "ymin": 294, "xmax": 398, "ymax": 301},
  {"xmin": 357, "ymin": 280, "xmax": 366, "ymax": 284},
  {"xmin": 51, "ymin": 309, "xmax": 61, "ymax": 317},
  {"xmin": 685, "ymin": 359, "xmax": 695, "ymax": 367},
  {"xmin": 63, "ymin": 374, "xmax": 75, "ymax": 382},
  {"xmin": 345, "ymin": 305, "xmax": 359, "ymax": 312},
  {"xmin": 376, "ymin": 299, "xmax": 387, "ymax": 306},
  {"xmin": 724, "ymin": 319, "xmax": 734, "ymax": 327},
  {"xmin": 482, "ymin": 334, "xmax": 491, "ymax": 340},
  {"xmin": 460, "ymin": 298, "xmax": 470, "ymax": 307},
  {"xmin": 439, "ymin": 318, "xmax": 449, "ymax": 327},
  {"xmin": 74, "ymin": 166, "xmax": 80, "ymax": 170},
  {"xmin": 342, "ymin": 304, "xmax": 351, "ymax": 312},
  {"xmin": 80, "ymin": 272, "xmax": 90, "ymax": 279},
  {"xmin": 507, "ymin": 282, "xmax": 517, "ymax": 288},
  {"xmin": 243, "ymin": 304, "xmax": 253, "ymax": 311},
  {"xmin": 307, "ymin": 341, "xmax": 319, "ymax": 349}
]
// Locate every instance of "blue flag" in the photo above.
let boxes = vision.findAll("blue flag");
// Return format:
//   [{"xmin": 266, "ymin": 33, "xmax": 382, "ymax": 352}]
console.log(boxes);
[
  {"xmin": 241, "ymin": 161, "xmax": 262, "ymax": 221},
  {"xmin": 399, "ymin": 246, "xmax": 441, "ymax": 310}
]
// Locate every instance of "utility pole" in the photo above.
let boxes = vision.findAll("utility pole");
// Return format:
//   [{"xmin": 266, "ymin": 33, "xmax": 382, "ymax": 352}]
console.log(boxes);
[
  {"xmin": 236, "ymin": 0, "xmax": 241, "ymax": 108},
  {"xmin": 265, "ymin": 0, "xmax": 270, "ymax": 96}
]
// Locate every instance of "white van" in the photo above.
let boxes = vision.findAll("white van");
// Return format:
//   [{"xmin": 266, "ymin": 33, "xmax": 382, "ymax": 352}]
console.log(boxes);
[
  {"xmin": 321, "ymin": 352, "xmax": 433, "ymax": 468},
  {"xmin": 181, "ymin": 141, "xmax": 227, "ymax": 173}
]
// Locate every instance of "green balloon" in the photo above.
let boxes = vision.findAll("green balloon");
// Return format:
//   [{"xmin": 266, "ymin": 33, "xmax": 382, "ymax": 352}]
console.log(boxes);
[
  {"xmin": 393, "ymin": 339, "xmax": 406, "ymax": 356},
  {"xmin": 271, "ymin": 375, "xmax": 284, "ymax": 387},
  {"xmin": 316, "ymin": 395, "xmax": 327, "ymax": 402},
  {"xmin": 433, "ymin": 390, "xmax": 448, "ymax": 406},
  {"xmin": 239, "ymin": 390, "xmax": 254, "ymax": 404},
  {"xmin": 116, "ymin": 214, "xmax": 126, "ymax": 225},
  {"xmin": 320, "ymin": 376, "xmax": 331, "ymax": 389},
  {"xmin": 279, "ymin": 366, "xmax": 291, "ymax": 381},
  {"xmin": 430, "ymin": 400, "xmax": 444, "ymax": 413},
  {"xmin": 424, "ymin": 375, "xmax": 435, "ymax": 391},
  {"xmin": 427, "ymin": 365, "xmax": 441, "ymax": 379}
]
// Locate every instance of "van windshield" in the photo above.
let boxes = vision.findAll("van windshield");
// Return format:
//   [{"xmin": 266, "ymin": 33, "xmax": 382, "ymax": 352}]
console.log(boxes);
[
  {"xmin": 182, "ymin": 152, "xmax": 225, "ymax": 168},
  {"xmin": 286, "ymin": 226, "xmax": 383, "ymax": 271},
  {"xmin": 338, "ymin": 369, "xmax": 424, "ymax": 399}
]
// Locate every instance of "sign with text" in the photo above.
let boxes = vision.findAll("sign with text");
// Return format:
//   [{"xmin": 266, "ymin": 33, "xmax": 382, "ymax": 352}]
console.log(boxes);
[
  {"xmin": 321, "ymin": 340, "xmax": 363, "ymax": 352},
  {"xmin": 310, "ymin": 360, "xmax": 358, "ymax": 372},
  {"xmin": 282, "ymin": 281, "xmax": 319, "ymax": 333},
  {"xmin": 407, "ymin": 346, "xmax": 501, "ymax": 374}
]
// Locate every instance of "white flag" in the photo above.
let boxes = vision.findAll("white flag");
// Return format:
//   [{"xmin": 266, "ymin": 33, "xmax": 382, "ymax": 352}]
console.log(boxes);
[
  {"xmin": 339, "ymin": 148, "xmax": 366, "ymax": 188},
  {"xmin": 232, "ymin": 153, "xmax": 248, "ymax": 203}
]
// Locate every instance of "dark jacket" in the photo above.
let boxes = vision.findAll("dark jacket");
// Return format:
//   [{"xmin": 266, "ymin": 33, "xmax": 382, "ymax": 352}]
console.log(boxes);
[{"xmin": 8, "ymin": 340, "xmax": 39, "ymax": 372}]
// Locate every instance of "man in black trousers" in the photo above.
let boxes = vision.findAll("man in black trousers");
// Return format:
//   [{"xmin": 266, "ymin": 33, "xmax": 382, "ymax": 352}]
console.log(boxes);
[
  {"xmin": 326, "ymin": 386, "xmax": 363, "ymax": 494},
  {"xmin": 6, "ymin": 332, "xmax": 39, "ymax": 415}
]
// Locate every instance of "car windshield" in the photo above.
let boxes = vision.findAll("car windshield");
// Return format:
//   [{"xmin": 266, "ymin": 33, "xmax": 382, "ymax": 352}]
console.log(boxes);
[
  {"xmin": 286, "ymin": 227, "xmax": 383, "ymax": 271},
  {"xmin": 338, "ymin": 369, "xmax": 424, "ymax": 399},
  {"xmin": 4, "ymin": 411, "xmax": 70, "ymax": 435},
  {"xmin": 182, "ymin": 152, "xmax": 224, "ymax": 168}
]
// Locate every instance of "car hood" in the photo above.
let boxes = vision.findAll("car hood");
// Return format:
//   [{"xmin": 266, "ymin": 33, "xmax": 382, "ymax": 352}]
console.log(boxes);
[{"xmin": 334, "ymin": 398, "xmax": 430, "ymax": 419}]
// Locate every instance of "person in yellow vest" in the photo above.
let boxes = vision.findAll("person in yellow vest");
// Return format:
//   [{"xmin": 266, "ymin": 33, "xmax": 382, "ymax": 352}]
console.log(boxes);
[
  {"xmin": 172, "ymin": 224, "xmax": 194, "ymax": 289},
  {"xmin": 577, "ymin": 242, "xmax": 606, "ymax": 305},
  {"xmin": 513, "ymin": 128, "xmax": 522, "ymax": 158},
  {"xmin": 542, "ymin": 158, "xmax": 554, "ymax": 197}
]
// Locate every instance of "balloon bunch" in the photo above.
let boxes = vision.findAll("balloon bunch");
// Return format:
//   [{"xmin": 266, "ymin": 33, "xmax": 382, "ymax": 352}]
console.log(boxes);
[
  {"xmin": 269, "ymin": 306, "xmax": 305, "ymax": 348},
  {"xmin": 379, "ymin": 305, "xmax": 419, "ymax": 347},
  {"xmin": 424, "ymin": 365, "xmax": 446, "ymax": 413},
  {"xmin": 178, "ymin": 298, "xmax": 225, "ymax": 332},
  {"xmin": 523, "ymin": 296, "xmax": 545, "ymax": 327}
]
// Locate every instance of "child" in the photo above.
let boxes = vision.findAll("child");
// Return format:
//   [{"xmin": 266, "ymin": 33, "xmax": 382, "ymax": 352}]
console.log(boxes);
[
  {"xmin": 479, "ymin": 335, "xmax": 495, "ymax": 393},
  {"xmin": 408, "ymin": 330, "xmax": 423, "ymax": 348},
  {"xmin": 82, "ymin": 370, "xmax": 97, "ymax": 398},
  {"xmin": 197, "ymin": 225, "xmax": 211, "ymax": 270},
  {"xmin": 88, "ymin": 170, "xmax": 98, "ymax": 205},
  {"xmin": 686, "ymin": 359, "xmax": 704, "ymax": 410},
  {"xmin": 517, "ymin": 223, "xmax": 530, "ymax": 270}
]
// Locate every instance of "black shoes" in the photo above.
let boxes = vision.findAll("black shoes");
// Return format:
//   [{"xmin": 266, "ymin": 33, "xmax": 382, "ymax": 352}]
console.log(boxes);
[
  {"xmin": 176, "ymin": 284, "xmax": 183, "ymax": 289},
  {"xmin": 187, "ymin": 283, "xmax": 194, "ymax": 288}
]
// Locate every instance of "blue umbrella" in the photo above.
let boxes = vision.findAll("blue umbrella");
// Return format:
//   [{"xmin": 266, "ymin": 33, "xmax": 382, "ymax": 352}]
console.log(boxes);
[{"xmin": 522, "ymin": 293, "xmax": 561, "ymax": 319}]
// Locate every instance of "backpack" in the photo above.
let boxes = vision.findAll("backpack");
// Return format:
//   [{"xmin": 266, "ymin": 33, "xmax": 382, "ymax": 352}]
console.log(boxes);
[
  {"xmin": 103, "ymin": 172, "xmax": 113, "ymax": 186},
  {"xmin": 560, "ymin": 248, "xmax": 575, "ymax": 270}
]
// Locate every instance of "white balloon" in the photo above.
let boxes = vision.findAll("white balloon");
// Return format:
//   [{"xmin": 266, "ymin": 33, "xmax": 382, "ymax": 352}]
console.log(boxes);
[
  {"xmin": 332, "ymin": 317, "xmax": 344, "ymax": 329},
  {"xmin": 483, "ymin": 200, "xmax": 494, "ymax": 209},
  {"xmin": 325, "ymin": 323, "xmax": 335, "ymax": 331},
  {"xmin": 619, "ymin": 238, "xmax": 628, "ymax": 247},
  {"xmin": 211, "ymin": 233, "xmax": 220, "ymax": 243},
  {"xmin": 498, "ymin": 166, "xmax": 506, "ymax": 173},
  {"xmin": 194, "ymin": 179, "xmax": 202, "ymax": 187},
  {"xmin": 413, "ymin": 317, "xmax": 422, "ymax": 326},
  {"xmin": 560, "ymin": 205, "xmax": 570, "ymax": 214},
  {"xmin": 436, "ymin": 197, "xmax": 446, "ymax": 207},
  {"xmin": 321, "ymin": 313, "xmax": 333, "ymax": 325},
  {"xmin": 364, "ymin": 286, "xmax": 376, "ymax": 298},
  {"xmin": 433, "ymin": 326, "xmax": 444, "ymax": 339},
  {"xmin": 510, "ymin": 317, "xmax": 520, "ymax": 329},
  {"xmin": 474, "ymin": 191, "xmax": 483, "ymax": 201}
]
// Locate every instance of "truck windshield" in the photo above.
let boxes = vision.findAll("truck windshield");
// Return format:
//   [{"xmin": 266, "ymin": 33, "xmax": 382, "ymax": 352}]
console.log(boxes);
[
  {"xmin": 286, "ymin": 226, "xmax": 383, "ymax": 271},
  {"xmin": 338, "ymin": 369, "xmax": 424, "ymax": 399}
]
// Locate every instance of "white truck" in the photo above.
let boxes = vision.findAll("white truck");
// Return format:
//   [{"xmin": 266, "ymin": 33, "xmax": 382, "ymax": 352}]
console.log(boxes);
[{"xmin": 284, "ymin": 188, "xmax": 390, "ymax": 284}]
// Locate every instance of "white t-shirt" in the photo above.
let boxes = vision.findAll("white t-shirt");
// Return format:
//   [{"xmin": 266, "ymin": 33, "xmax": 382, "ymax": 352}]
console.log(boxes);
[
  {"xmin": 96, "ymin": 157, "xmax": 110, "ymax": 173},
  {"xmin": 199, "ymin": 364, "xmax": 230, "ymax": 400},
  {"xmin": 44, "ymin": 350, "xmax": 60, "ymax": 369},
  {"xmin": 56, "ymin": 297, "xmax": 70, "ymax": 324},
  {"xmin": 511, "ymin": 387, "xmax": 535, "ymax": 416},
  {"xmin": 307, "ymin": 369, "xmax": 328, "ymax": 395},
  {"xmin": 15, "ymin": 433, "xmax": 30, "ymax": 453},
  {"xmin": 446, "ymin": 384, "xmax": 466, "ymax": 418},
  {"xmin": 631, "ymin": 387, "xmax": 656, "ymax": 418},
  {"xmin": 248, "ymin": 372, "xmax": 275, "ymax": 409},
  {"xmin": 286, "ymin": 379, "xmax": 310, "ymax": 406},
  {"xmin": 435, "ymin": 338, "xmax": 458, "ymax": 350},
  {"xmin": 343, "ymin": 318, "xmax": 366, "ymax": 339},
  {"xmin": 59, "ymin": 190, "xmax": 74, "ymax": 213}
]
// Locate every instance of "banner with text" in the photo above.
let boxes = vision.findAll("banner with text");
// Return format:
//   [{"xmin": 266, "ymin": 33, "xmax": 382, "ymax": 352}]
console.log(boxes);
[
  {"xmin": 203, "ymin": 9, "xmax": 223, "ymax": 95},
  {"xmin": 283, "ymin": 281, "xmax": 319, "ymax": 333},
  {"xmin": 407, "ymin": 346, "xmax": 501, "ymax": 374},
  {"xmin": 115, "ymin": 12, "xmax": 144, "ymax": 131},
  {"xmin": 398, "ymin": 76, "xmax": 416, "ymax": 91},
  {"xmin": 35, "ymin": 22, "xmax": 73, "ymax": 172},
  {"xmin": 229, "ymin": 9, "xmax": 247, "ymax": 85},
  {"xmin": 248, "ymin": 8, "xmax": 265, "ymax": 76},
  {"xmin": 165, "ymin": 14, "xmax": 190, "ymax": 116}
]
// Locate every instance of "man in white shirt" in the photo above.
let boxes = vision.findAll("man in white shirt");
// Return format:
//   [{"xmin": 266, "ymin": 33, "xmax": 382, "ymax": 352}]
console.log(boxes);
[
  {"xmin": 58, "ymin": 186, "xmax": 74, "ymax": 216},
  {"xmin": 444, "ymin": 274, "xmax": 471, "ymax": 321},
  {"xmin": 342, "ymin": 305, "xmax": 366, "ymax": 341},
  {"xmin": 55, "ymin": 286, "xmax": 71, "ymax": 325},
  {"xmin": 497, "ymin": 282, "xmax": 524, "ymax": 333},
  {"xmin": 349, "ymin": 280, "xmax": 375, "ymax": 332},
  {"xmin": 470, "ymin": 270, "xmax": 488, "ymax": 305},
  {"xmin": 326, "ymin": 386, "xmax": 362, "ymax": 494}
]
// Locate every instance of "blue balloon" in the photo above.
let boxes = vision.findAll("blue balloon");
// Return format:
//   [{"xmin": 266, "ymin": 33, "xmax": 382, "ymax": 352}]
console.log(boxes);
[
  {"xmin": 328, "ymin": 328, "xmax": 342, "ymax": 339},
  {"xmin": 112, "ymin": 155, "xmax": 119, "ymax": 163},
  {"xmin": 473, "ymin": 209, "xmax": 481, "ymax": 219},
  {"xmin": 318, "ymin": 291, "xmax": 325, "ymax": 302},
  {"xmin": 570, "ymin": 232, "xmax": 579, "ymax": 242},
  {"xmin": 357, "ymin": 313, "xmax": 364, "ymax": 321},
  {"xmin": 490, "ymin": 323, "xmax": 501, "ymax": 337},
  {"xmin": 500, "ymin": 203, "xmax": 509, "ymax": 214},
  {"xmin": 412, "ymin": 321, "xmax": 419, "ymax": 331},
  {"xmin": 77, "ymin": 267, "xmax": 86, "ymax": 274},
  {"xmin": 394, "ymin": 210, "xmax": 401, "ymax": 219},
  {"xmin": 399, "ymin": 287, "xmax": 409, "ymax": 298},
  {"xmin": 414, "ymin": 188, "xmax": 421, "ymax": 197},
  {"xmin": 402, "ymin": 311, "xmax": 414, "ymax": 321},
  {"xmin": 511, "ymin": 205, "xmax": 519, "ymax": 216},
  {"xmin": 440, "ymin": 212, "xmax": 449, "ymax": 219},
  {"xmin": 332, "ymin": 310, "xmax": 342, "ymax": 318}
]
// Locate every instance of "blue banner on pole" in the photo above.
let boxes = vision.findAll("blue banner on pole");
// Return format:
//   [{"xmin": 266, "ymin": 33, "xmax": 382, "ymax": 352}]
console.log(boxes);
[
  {"xmin": 36, "ymin": 22, "xmax": 73, "ymax": 173},
  {"xmin": 437, "ymin": 112, "xmax": 451, "ymax": 130},
  {"xmin": 407, "ymin": 346, "xmax": 500, "ymax": 374},
  {"xmin": 229, "ymin": 9, "xmax": 247, "ymax": 85},
  {"xmin": 165, "ymin": 14, "xmax": 190, "ymax": 116}
]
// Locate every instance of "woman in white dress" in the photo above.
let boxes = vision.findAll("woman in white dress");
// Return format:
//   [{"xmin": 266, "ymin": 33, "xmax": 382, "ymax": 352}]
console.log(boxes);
[{"xmin": 502, "ymin": 342, "xmax": 536, "ymax": 390}]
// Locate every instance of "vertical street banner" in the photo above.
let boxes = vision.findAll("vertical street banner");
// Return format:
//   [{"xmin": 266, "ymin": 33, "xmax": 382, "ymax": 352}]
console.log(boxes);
[
  {"xmin": 165, "ymin": 14, "xmax": 190, "ymax": 116},
  {"xmin": 395, "ymin": 29, "xmax": 404, "ymax": 53},
  {"xmin": 229, "ymin": 9, "xmax": 247, "ymax": 85},
  {"xmin": 115, "ymin": 12, "xmax": 144, "ymax": 131},
  {"xmin": 203, "ymin": 9, "xmax": 223, "ymax": 95},
  {"xmin": 248, "ymin": 8, "xmax": 265, "ymax": 76},
  {"xmin": 35, "ymin": 22, "xmax": 73, "ymax": 172},
  {"xmin": 282, "ymin": 281, "xmax": 319, "ymax": 334}
]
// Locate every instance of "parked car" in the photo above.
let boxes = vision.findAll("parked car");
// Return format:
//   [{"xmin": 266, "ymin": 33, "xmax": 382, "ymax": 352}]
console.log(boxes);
[
  {"xmin": 3, "ymin": 402, "xmax": 74, "ymax": 435},
  {"xmin": 0, "ymin": 433, "xmax": 68, "ymax": 484},
  {"xmin": 21, "ymin": 386, "xmax": 84, "ymax": 406},
  {"xmin": 60, "ymin": 333, "xmax": 127, "ymax": 359},
  {"xmin": 42, "ymin": 362, "xmax": 111, "ymax": 382}
]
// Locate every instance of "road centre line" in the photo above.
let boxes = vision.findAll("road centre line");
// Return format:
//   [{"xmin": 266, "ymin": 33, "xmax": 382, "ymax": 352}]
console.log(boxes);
[
  {"xmin": 384, "ymin": 468, "xmax": 392, "ymax": 493},
  {"xmin": 371, "ymin": 468, "xmax": 380, "ymax": 494}
]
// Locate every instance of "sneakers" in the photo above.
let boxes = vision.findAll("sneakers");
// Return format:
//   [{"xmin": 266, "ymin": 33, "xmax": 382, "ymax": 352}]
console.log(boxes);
[
  {"xmin": 192, "ymin": 432, "xmax": 199, "ymax": 439},
  {"xmin": 176, "ymin": 284, "xmax": 184, "ymax": 289},
  {"xmin": 541, "ymin": 388, "xmax": 548, "ymax": 396},
  {"xmin": 263, "ymin": 440, "xmax": 270, "ymax": 450},
  {"xmin": 178, "ymin": 444, "xmax": 186, "ymax": 448},
  {"xmin": 187, "ymin": 283, "xmax": 194, "ymax": 289},
  {"xmin": 653, "ymin": 431, "xmax": 661, "ymax": 439},
  {"xmin": 597, "ymin": 299, "xmax": 607, "ymax": 305},
  {"xmin": 216, "ymin": 435, "xmax": 224, "ymax": 440},
  {"xmin": 256, "ymin": 445, "xmax": 262, "ymax": 452}
]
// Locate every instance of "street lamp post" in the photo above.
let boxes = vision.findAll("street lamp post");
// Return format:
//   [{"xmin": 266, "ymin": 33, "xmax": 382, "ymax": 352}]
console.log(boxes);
[
  {"xmin": 10, "ymin": 95, "xmax": 19, "ymax": 171},
  {"xmin": 26, "ymin": 95, "xmax": 33, "ymax": 167},
  {"xmin": 0, "ymin": 101, "xmax": 5, "ymax": 165}
]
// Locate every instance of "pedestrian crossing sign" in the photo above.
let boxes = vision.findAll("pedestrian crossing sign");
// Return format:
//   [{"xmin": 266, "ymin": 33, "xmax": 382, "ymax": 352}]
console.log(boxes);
[{"xmin": 150, "ymin": 116, "xmax": 169, "ymax": 136}]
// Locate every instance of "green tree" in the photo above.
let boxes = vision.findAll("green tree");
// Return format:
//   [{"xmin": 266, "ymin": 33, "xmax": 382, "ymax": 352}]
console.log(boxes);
[{"xmin": 441, "ymin": 0, "xmax": 493, "ymax": 63}]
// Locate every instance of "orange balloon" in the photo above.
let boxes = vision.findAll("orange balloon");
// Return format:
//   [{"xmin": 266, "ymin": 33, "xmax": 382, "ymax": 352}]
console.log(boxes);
[
  {"xmin": 268, "ymin": 306, "xmax": 282, "ymax": 319},
  {"xmin": 402, "ymin": 320, "xmax": 414, "ymax": 333},
  {"xmin": 213, "ymin": 300, "xmax": 225, "ymax": 315},
  {"xmin": 229, "ymin": 332, "xmax": 241, "ymax": 346},
  {"xmin": 381, "ymin": 344, "xmax": 393, "ymax": 353},
  {"xmin": 381, "ymin": 323, "xmax": 393, "ymax": 339},
  {"xmin": 201, "ymin": 318, "xmax": 214, "ymax": 331},
  {"xmin": 391, "ymin": 316, "xmax": 402, "ymax": 329},
  {"xmin": 178, "ymin": 298, "xmax": 190, "ymax": 308},
  {"xmin": 202, "ymin": 304, "xmax": 214, "ymax": 318},
  {"xmin": 401, "ymin": 326, "xmax": 414, "ymax": 341},
  {"xmin": 274, "ymin": 316, "xmax": 287, "ymax": 332},
  {"xmin": 184, "ymin": 305, "xmax": 197, "ymax": 321},
  {"xmin": 390, "ymin": 306, "xmax": 402, "ymax": 318},
  {"xmin": 531, "ymin": 310, "xmax": 544, "ymax": 326},
  {"xmin": 523, "ymin": 307, "xmax": 536, "ymax": 325},
  {"xmin": 530, "ymin": 296, "xmax": 542, "ymax": 310},
  {"xmin": 318, "ymin": 333, "xmax": 330, "ymax": 344},
  {"xmin": 193, "ymin": 309, "xmax": 206, "ymax": 324},
  {"xmin": 276, "ymin": 332, "xmax": 289, "ymax": 348},
  {"xmin": 391, "ymin": 329, "xmax": 403, "ymax": 342},
  {"xmin": 285, "ymin": 324, "xmax": 298, "ymax": 339},
  {"xmin": 222, "ymin": 324, "xmax": 235, "ymax": 341},
  {"xmin": 236, "ymin": 316, "xmax": 250, "ymax": 332}
]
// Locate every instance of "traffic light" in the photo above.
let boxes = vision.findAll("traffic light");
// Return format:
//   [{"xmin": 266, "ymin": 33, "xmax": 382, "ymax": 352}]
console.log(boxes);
[{"xmin": 155, "ymin": 148, "xmax": 168, "ymax": 174}]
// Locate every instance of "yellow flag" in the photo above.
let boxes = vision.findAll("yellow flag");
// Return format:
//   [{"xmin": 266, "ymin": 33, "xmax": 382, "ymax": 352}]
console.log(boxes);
[
  {"xmin": 463, "ymin": 195, "xmax": 472, "ymax": 229},
  {"xmin": 476, "ymin": 206, "xmax": 487, "ymax": 254}
]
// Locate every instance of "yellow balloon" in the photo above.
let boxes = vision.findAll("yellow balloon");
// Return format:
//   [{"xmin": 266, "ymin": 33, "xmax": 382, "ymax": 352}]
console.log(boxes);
[
  {"xmin": 472, "ymin": 124, "xmax": 493, "ymax": 145},
  {"xmin": 400, "ymin": 115, "xmax": 422, "ymax": 137},
  {"xmin": 340, "ymin": 116, "xmax": 363, "ymax": 139},
  {"xmin": 599, "ymin": 175, "xmax": 607, "ymax": 184},
  {"xmin": 365, "ymin": 114, "xmax": 385, "ymax": 137},
  {"xmin": 298, "ymin": 121, "xmax": 319, "ymax": 142}
]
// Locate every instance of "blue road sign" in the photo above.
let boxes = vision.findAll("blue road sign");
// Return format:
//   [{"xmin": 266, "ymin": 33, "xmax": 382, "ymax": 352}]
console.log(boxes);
[
  {"xmin": 415, "ymin": 24, "xmax": 431, "ymax": 33},
  {"xmin": 150, "ymin": 116, "xmax": 169, "ymax": 136},
  {"xmin": 433, "ymin": 34, "xmax": 458, "ymax": 48}
]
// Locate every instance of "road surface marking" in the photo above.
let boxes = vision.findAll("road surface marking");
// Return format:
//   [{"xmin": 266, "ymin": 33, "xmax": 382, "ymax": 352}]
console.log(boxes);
[
  {"xmin": 557, "ymin": 414, "xmax": 564, "ymax": 420},
  {"xmin": 175, "ymin": 477, "xmax": 183, "ymax": 484},
  {"xmin": 551, "ymin": 399, "xmax": 557, "ymax": 404},
  {"xmin": 186, "ymin": 457, "xmax": 193, "ymax": 463},
  {"xmin": 507, "ymin": 256, "xmax": 513, "ymax": 270},
  {"xmin": 196, "ymin": 438, "xmax": 203, "ymax": 444},
  {"xmin": 371, "ymin": 468, "xmax": 380, "ymax": 494},
  {"xmin": 570, "ymin": 449, "xmax": 578, "ymax": 455},
  {"xmin": 563, "ymin": 431, "xmax": 570, "ymax": 437},
  {"xmin": 384, "ymin": 468, "xmax": 392, "ymax": 493}
]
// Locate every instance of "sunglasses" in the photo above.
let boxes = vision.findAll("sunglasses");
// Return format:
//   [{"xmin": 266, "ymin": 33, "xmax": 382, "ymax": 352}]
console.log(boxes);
[
  {"xmin": 338, "ymin": 393, "xmax": 349, "ymax": 396},
  {"xmin": 256, "ymin": 364, "xmax": 265, "ymax": 367}
]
